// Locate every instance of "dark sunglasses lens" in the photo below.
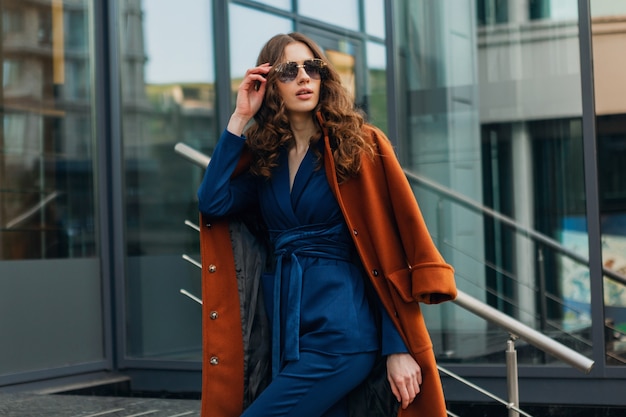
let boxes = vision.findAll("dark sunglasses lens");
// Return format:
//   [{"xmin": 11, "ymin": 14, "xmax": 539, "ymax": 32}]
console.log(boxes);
[
  {"xmin": 303, "ymin": 60, "xmax": 322, "ymax": 79},
  {"xmin": 279, "ymin": 63, "xmax": 299, "ymax": 82}
]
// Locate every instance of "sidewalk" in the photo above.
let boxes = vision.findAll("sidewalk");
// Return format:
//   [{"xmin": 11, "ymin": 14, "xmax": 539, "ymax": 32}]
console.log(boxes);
[{"xmin": 0, "ymin": 393, "xmax": 200, "ymax": 417}]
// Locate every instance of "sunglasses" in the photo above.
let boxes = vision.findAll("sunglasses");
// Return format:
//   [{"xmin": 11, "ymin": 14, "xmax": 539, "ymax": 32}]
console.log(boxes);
[{"xmin": 273, "ymin": 59, "xmax": 327, "ymax": 83}]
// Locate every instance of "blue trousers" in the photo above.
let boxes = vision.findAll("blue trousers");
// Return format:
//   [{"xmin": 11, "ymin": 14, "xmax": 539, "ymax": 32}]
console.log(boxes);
[{"xmin": 241, "ymin": 350, "xmax": 377, "ymax": 417}]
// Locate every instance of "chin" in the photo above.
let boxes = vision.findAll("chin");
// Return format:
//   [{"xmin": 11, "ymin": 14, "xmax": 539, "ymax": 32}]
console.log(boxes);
[{"xmin": 287, "ymin": 104, "xmax": 318, "ymax": 115}]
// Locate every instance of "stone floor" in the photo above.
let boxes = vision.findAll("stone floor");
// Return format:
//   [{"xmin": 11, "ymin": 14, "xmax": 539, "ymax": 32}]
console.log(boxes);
[
  {"xmin": 447, "ymin": 402, "xmax": 626, "ymax": 417},
  {"xmin": 0, "ymin": 393, "xmax": 201, "ymax": 417},
  {"xmin": 3, "ymin": 393, "xmax": 626, "ymax": 417}
]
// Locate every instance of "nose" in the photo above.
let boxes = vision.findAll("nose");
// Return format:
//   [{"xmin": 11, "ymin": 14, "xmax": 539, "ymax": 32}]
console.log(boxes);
[{"xmin": 296, "ymin": 65, "xmax": 310, "ymax": 83}]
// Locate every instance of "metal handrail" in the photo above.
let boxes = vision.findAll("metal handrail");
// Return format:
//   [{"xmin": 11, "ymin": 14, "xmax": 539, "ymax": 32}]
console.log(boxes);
[
  {"xmin": 455, "ymin": 290, "xmax": 594, "ymax": 373},
  {"xmin": 175, "ymin": 142, "xmax": 211, "ymax": 168},
  {"xmin": 404, "ymin": 170, "xmax": 626, "ymax": 287}
]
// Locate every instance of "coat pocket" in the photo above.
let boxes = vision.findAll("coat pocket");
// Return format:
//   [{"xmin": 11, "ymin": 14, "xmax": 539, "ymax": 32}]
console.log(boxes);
[{"xmin": 386, "ymin": 268, "xmax": 413, "ymax": 303}]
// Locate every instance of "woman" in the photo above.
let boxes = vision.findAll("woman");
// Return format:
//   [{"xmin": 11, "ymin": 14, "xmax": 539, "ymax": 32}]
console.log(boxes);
[{"xmin": 197, "ymin": 32, "xmax": 456, "ymax": 417}]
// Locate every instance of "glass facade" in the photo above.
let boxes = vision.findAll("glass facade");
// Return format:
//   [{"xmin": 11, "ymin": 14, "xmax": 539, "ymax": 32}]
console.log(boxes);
[
  {"xmin": 1, "ymin": 0, "xmax": 626, "ymax": 406},
  {"xmin": 391, "ymin": 0, "xmax": 626, "ymax": 372}
]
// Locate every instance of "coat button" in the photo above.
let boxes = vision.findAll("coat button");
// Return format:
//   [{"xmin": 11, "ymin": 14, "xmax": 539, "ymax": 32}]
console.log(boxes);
[
  {"xmin": 210, "ymin": 311, "xmax": 218, "ymax": 320},
  {"xmin": 372, "ymin": 269, "xmax": 379, "ymax": 277},
  {"xmin": 206, "ymin": 223, "xmax": 212, "ymax": 228},
  {"xmin": 353, "ymin": 229, "xmax": 358, "ymax": 236},
  {"xmin": 208, "ymin": 264, "xmax": 217, "ymax": 273},
  {"xmin": 210, "ymin": 356, "xmax": 219, "ymax": 365}
]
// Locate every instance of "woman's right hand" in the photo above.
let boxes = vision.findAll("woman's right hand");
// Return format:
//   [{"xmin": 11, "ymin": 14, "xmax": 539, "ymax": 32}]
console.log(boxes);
[{"xmin": 227, "ymin": 63, "xmax": 272, "ymax": 136}]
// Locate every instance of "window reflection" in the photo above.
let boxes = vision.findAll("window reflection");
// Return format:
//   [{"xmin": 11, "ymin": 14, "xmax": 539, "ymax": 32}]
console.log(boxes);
[
  {"xmin": 397, "ymin": 0, "xmax": 590, "ymax": 364},
  {"xmin": 118, "ymin": 0, "xmax": 213, "ymax": 361},
  {"xmin": 298, "ymin": 0, "xmax": 358, "ymax": 31},
  {"xmin": 0, "ymin": 0, "xmax": 96, "ymax": 260},
  {"xmin": 364, "ymin": 0, "xmax": 385, "ymax": 38},
  {"xmin": 120, "ymin": 0, "xmax": 215, "ymax": 257},
  {"xmin": 326, "ymin": 50, "xmax": 356, "ymax": 100},
  {"xmin": 478, "ymin": 0, "xmax": 578, "ymax": 24},
  {"xmin": 591, "ymin": 4, "xmax": 626, "ymax": 365},
  {"xmin": 229, "ymin": 4, "xmax": 292, "ymax": 80},
  {"xmin": 366, "ymin": 42, "xmax": 387, "ymax": 132}
]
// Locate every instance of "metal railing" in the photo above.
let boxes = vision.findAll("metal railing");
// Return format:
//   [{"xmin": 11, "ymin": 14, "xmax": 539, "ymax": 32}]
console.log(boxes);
[
  {"xmin": 453, "ymin": 290, "xmax": 593, "ymax": 373},
  {"xmin": 404, "ymin": 171, "xmax": 626, "ymax": 287},
  {"xmin": 174, "ymin": 141, "xmax": 596, "ymax": 417}
]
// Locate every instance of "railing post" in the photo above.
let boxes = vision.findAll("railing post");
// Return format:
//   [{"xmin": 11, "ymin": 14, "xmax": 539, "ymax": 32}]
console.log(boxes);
[
  {"xmin": 506, "ymin": 336, "xmax": 520, "ymax": 417},
  {"xmin": 537, "ymin": 246, "xmax": 548, "ymax": 333}
]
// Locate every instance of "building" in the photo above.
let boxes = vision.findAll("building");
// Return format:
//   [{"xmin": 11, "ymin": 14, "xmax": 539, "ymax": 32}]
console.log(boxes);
[{"xmin": 1, "ymin": 0, "xmax": 625, "ymax": 413}]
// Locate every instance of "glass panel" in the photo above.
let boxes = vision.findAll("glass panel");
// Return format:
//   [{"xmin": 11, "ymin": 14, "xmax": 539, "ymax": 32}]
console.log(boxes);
[
  {"xmin": 366, "ymin": 42, "xmax": 387, "ymax": 132},
  {"xmin": 395, "ymin": 0, "xmax": 588, "ymax": 365},
  {"xmin": 0, "ymin": 259, "xmax": 104, "ymax": 375},
  {"xmin": 1, "ymin": 1, "xmax": 96, "ymax": 260},
  {"xmin": 118, "ymin": 0, "xmax": 214, "ymax": 361},
  {"xmin": 298, "ymin": 0, "xmax": 359, "ymax": 31},
  {"xmin": 229, "ymin": 4, "xmax": 292, "ymax": 88},
  {"xmin": 590, "ymin": 2, "xmax": 626, "ymax": 365},
  {"xmin": 326, "ymin": 50, "xmax": 356, "ymax": 101},
  {"xmin": 0, "ymin": 0, "xmax": 104, "ymax": 378},
  {"xmin": 365, "ymin": 0, "xmax": 385, "ymax": 38}
]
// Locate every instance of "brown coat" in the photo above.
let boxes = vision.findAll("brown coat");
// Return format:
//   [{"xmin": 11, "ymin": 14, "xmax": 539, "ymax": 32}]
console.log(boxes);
[{"xmin": 199, "ymin": 119, "xmax": 457, "ymax": 417}]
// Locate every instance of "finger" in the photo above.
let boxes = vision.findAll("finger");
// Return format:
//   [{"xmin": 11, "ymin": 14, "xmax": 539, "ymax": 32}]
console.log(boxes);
[
  {"xmin": 240, "ymin": 73, "xmax": 266, "ymax": 91},
  {"xmin": 416, "ymin": 365, "xmax": 423, "ymax": 386},
  {"xmin": 414, "ymin": 367, "xmax": 422, "ymax": 398},
  {"xmin": 388, "ymin": 375, "xmax": 402, "ymax": 403},
  {"xmin": 390, "ymin": 376, "xmax": 412, "ymax": 409},
  {"xmin": 408, "ymin": 372, "xmax": 421, "ymax": 400},
  {"xmin": 400, "ymin": 376, "xmax": 419, "ymax": 407},
  {"xmin": 399, "ymin": 384, "xmax": 411, "ymax": 409},
  {"xmin": 244, "ymin": 63, "xmax": 272, "ymax": 79},
  {"xmin": 410, "ymin": 377, "xmax": 420, "ymax": 400}
]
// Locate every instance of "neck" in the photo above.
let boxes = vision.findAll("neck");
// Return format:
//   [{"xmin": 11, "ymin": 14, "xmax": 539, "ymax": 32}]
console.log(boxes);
[{"xmin": 288, "ymin": 113, "xmax": 317, "ymax": 151}]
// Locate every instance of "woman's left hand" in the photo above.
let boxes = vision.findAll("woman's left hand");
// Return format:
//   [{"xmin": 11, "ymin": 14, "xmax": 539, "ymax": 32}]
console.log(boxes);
[{"xmin": 386, "ymin": 353, "xmax": 422, "ymax": 409}]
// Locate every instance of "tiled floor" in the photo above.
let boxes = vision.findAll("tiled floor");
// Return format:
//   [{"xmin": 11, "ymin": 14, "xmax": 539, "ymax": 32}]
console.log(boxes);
[{"xmin": 0, "ymin": 393, "xmax": 200, "ymax": 417}]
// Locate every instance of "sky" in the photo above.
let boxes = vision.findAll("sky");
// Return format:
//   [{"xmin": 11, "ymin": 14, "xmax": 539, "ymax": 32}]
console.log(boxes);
[{"xmin": 143, "ymin": 0, "xmax": 214, "ymax": 84}]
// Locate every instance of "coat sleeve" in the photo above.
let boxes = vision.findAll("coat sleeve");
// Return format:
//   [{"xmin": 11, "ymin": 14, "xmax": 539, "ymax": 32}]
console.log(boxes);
[{"xmin": 370, "ymin": 126, "xmax": 457, "ymax": 305}]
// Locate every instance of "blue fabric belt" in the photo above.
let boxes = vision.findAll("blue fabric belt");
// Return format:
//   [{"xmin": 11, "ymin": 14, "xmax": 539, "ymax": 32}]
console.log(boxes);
[{"xmin": 270, "ymin": 222, "xmax": 352, "ymax": 378}]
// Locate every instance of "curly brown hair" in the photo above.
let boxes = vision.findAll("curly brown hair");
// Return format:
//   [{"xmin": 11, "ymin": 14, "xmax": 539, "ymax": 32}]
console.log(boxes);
[{"xmin": 244, "ymin": 32, "xmax": 375, "ymax": 183}]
